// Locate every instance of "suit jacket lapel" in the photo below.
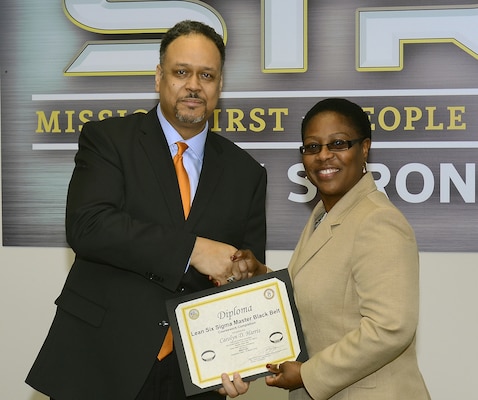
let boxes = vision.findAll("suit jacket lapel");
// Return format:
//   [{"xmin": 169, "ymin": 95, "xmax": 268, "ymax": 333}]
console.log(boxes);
[
  {"xmin": 290, "ymin": 202, "xmax": 332, "ymax": 278},
  {"xmin": 186, "ymin": 133, "xmax": 223, "ymax": 227},
  {"xmin": 138, "ymin": 109, "xmax": 185, "ymax": 221},
  {"xmin": 289, "ymin": 173, "xmax": 378, "ymax": 278},
  {"xmin": 138, "ymin": 111, "xmax": 225, "ymax": 226}
]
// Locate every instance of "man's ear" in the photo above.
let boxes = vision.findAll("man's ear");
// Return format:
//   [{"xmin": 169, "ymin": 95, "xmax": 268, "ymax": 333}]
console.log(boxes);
[{"xmin": 154, "ymin": 64, "xmax": 162, "ymax": 93}]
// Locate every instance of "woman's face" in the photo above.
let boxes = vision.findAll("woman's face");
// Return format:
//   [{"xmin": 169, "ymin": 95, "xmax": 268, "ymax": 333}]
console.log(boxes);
[{"xmin": 302, "ymin": 111, "xmax": 371, "ymax": 211}]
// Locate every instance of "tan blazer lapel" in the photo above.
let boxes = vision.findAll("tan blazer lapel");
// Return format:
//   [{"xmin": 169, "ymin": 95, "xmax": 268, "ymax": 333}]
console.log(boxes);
[
  {"xmin": 289, "ymin": 202, "xmax": 332, "ymax": 278},
  {"xmin": 289, "ymin": 174, "xmax": 378, "ymax": 279}
]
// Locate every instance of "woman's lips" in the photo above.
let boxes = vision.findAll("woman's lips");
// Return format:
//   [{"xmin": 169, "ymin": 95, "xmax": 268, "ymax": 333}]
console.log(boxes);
[{"xmin": 318, "ymin": 168, "xmax": 339, "ymax": 177}]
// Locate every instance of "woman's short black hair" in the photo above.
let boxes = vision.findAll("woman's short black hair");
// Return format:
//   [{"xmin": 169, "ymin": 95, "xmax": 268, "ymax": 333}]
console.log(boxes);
[{"xmin": 301, "ymin": 98, "xmax": 372, "ymax": 141}]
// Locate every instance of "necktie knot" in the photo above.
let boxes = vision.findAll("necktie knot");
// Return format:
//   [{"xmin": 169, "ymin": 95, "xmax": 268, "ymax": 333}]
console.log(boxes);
[{"xmin": 176, "ymin": 141, "xmax": 188, "ymax": 157}]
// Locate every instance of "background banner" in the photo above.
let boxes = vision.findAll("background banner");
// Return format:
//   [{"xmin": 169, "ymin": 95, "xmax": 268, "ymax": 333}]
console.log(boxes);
[{"xmin": 1, "ymin": 0, "xmax": 477, "ymax": 251}]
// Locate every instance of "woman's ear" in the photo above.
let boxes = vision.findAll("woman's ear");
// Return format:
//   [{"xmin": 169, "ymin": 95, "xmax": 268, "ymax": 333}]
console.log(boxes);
[{"xmin": 361, "ymin": 137, "xmax": 371, "ymax": 162}]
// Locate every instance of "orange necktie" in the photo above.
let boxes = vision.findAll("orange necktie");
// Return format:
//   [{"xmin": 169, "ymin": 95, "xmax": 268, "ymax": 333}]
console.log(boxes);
[
  {"xmin": 158, "ymin": 142, "xmax": 191, "ymax": 361},
  {"xmin": 173, "ymin": 141, "xmax": 191, "ymax": 218}
]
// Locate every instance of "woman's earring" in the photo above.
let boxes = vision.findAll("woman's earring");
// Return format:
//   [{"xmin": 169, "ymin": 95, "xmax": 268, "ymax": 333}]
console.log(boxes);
[{"xmin": 362, "ymin": 162, "xmax": 367, "ymax": 174}]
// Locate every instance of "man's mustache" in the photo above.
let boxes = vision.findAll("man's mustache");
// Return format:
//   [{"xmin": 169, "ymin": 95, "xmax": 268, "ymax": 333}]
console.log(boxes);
[{"xmin": 184, "ymin": 93, "xmax": 200, "ymax": 99}]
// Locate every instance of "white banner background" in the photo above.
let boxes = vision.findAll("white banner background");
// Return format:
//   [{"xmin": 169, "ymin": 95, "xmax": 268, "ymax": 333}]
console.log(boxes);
[{"xmin": 1, "ymin": 0, "xmax": 477, "ymax": 250}]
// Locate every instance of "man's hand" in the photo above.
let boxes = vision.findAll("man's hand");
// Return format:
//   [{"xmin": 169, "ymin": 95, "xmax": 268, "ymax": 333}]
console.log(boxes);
[
  {"xmin": 217, "ymin": 372, "xmax": 250, "ymax": 398},
  {"xmin": 191, "ymin": 237, "xmax": 247, "ymax": 285}
]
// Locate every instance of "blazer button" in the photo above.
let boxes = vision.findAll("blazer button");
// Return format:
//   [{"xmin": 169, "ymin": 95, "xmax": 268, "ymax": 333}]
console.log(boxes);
[{"xmin": 158, "ymin": 320, "xmax": 169, "ymax": 327}]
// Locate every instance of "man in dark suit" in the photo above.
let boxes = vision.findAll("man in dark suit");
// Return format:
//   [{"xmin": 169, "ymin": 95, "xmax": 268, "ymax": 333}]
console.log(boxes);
[{"xmin": 26, "ymin": 20, "xmax": 266, "ymax": 400}]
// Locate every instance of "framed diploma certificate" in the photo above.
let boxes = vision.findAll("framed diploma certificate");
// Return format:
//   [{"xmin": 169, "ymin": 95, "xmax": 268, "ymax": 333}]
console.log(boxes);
[{"xmin": 166, "ymin": 269, "xmax": 307, "ymax": 396}]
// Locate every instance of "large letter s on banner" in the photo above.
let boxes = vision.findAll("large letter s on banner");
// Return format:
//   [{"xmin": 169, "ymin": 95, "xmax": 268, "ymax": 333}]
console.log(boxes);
[{"xmin": 63, "ymin": 0, "xmax": 226, "ymax": 76}]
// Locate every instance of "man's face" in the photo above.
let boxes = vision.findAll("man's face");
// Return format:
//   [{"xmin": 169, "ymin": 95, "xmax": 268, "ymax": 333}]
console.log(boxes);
[{"xmin": 155, "ymin": 33, "xmax": 223, "ymax": 139}]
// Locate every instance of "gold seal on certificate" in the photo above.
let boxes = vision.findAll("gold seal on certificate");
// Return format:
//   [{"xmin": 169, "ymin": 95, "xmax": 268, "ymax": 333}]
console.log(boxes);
[{"xmin": 166, "ymin": 269, "xmax": 307, "ymax": 396}]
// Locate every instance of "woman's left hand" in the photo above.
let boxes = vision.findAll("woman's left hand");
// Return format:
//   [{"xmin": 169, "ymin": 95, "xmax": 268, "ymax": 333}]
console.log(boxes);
[
  {"xmin": 265, "ymin": 361, "xmax": 303, "ymax": 390},
  {"xmin": 217, "ymin": 372, "xmax": 250, "ymax": 398}
]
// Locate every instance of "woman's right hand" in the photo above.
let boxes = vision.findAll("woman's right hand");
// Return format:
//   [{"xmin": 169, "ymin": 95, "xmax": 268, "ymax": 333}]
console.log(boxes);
[
  {"xmin": 265, "ymin": 361, "xmax": 304, "ymax": 391},
  {"xmin": 231, "ymin": 249, "xmax": 269, "ymax": 278}
]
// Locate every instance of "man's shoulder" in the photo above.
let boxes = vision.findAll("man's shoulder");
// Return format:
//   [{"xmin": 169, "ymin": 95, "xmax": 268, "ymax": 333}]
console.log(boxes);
[
  {"xmin": 80, "ymin": 109, "xmax": 159, "ymax": 144},
  {"xmin": 85, "ymin": 109, "xmax": 154, "ymax": 130}
]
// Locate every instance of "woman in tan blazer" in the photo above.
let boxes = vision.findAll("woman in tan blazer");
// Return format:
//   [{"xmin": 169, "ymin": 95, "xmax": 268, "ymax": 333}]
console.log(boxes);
[{"xmin": 234, "ymin": 98, "xmax": 430, "ymax": 399}]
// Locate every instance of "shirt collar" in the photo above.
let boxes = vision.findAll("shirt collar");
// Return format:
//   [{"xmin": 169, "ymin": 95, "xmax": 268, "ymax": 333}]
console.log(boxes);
[{"xmin": 157, "ymin": 104, "xmax": 207, "ymax": 160}]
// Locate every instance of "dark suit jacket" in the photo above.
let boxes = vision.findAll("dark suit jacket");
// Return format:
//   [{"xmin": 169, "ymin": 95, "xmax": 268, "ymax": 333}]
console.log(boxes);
[{"xmin": 26, "ymin": 108, "xmax": 267, "ymax": 400}]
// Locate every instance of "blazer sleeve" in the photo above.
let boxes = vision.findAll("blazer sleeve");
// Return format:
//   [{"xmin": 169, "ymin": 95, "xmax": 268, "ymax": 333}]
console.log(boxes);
[
  {"xmin": 300, "ymin": 205, "xmax": 420, "ymax": 399},
  {"xmin": 66, "ymin": 117, "xmax": 196, "ymax": 292}
]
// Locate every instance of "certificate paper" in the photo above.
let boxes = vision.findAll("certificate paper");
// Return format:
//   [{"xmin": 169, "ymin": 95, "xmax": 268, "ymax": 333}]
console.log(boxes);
[{"xmin": 166, "ymin": 269, "xmax": 307, "ymax": 396}]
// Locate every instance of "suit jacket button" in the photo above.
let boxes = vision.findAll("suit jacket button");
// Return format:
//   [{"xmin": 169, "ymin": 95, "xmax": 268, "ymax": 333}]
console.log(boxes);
[{"xmin": 159, "ymin": 320, "xmax": 169, "ymax": 327}]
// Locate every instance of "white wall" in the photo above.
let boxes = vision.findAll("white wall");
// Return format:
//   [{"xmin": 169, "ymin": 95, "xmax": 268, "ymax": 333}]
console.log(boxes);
[{"xmin": 1, "ymin": 242, "xmax": 477, "ymax": 399}]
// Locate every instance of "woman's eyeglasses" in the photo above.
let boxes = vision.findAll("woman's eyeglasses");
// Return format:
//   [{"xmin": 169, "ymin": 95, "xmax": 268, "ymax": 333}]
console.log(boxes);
[{"xmin": 299, "ymin": 138, "xmax": 365, "ymax": 155}]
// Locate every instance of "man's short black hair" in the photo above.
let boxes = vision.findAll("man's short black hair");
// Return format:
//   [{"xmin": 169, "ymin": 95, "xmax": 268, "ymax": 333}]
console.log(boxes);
[{"xmin": 160, "ymin": 20, "xmax": 226, "ymax": 69}]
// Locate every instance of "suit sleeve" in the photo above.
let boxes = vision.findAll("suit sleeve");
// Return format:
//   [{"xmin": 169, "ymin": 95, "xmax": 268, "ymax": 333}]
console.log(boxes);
[
  {"xmin": 240, "ymin": 167, "xmax": 267, "ymax": 264},
  {"xmin": 66, "ymin": 119, "xmax": 196, "ymax": 292}
]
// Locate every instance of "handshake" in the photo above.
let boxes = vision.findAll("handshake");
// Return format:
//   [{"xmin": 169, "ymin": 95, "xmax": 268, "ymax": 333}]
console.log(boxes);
[{"xmin": 190, "ymin": 237, "xmax": 270, "ymax": 287}]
